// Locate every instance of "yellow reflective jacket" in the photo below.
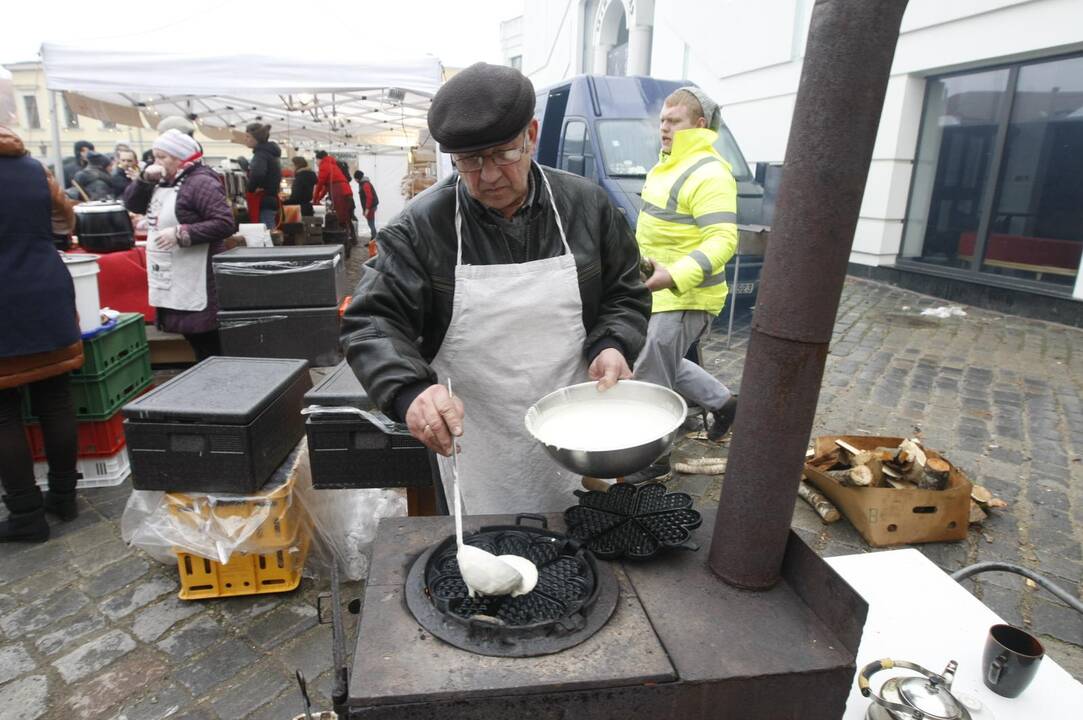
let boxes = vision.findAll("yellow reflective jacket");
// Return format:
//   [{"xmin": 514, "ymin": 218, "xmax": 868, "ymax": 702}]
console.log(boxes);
[{"xmin": 636, "ymin": 127, "xmax": 738, "ymax": 316}]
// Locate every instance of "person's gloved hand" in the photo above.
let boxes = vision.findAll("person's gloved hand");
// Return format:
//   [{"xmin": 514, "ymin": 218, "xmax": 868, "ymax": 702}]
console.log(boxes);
[
  {"xmin": 589, "ymin": 347, "xmax": 632, "ymax": 392},
  {"xmin": 406, "ymin": 384, "xmax": 465, "ymax": 456},
  {"xmin": 155, "ymin": 227, "xmax": 179, "ymax": 251}
]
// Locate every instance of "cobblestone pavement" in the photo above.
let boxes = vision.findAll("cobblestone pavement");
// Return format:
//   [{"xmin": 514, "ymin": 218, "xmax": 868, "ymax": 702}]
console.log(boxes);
[{"xmin": 1, "ymin": 276, "xmax": 1080, "ymax": 719}]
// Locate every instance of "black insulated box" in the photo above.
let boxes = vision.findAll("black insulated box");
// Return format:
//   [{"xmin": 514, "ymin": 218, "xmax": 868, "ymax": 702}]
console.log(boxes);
[
  {"xmin": 212, "ymin": 245, "xmax": 347, "ymax": 310},
  {"xmin": 304, "ymin": 361, "xmax": 431, "ymax": 489},
  {"xmin": 123, "ymin": 357, "xmax": 312, "ymax": 493},
  {"xmin": 218, "ymin": 306, "xmax": 342, "ymax": 367}
]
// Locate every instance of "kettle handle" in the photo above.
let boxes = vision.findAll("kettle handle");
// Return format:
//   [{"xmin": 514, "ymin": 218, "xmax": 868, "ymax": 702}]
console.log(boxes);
[{"xmin": 859, "ymin": 658, "xmax": 942, "ymax": 720}]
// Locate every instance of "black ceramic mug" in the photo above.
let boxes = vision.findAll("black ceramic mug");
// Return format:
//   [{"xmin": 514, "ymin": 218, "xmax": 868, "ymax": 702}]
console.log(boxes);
[{"xmin": 982, "ymin": 623, "xmax": 1044, "ymax": 698}]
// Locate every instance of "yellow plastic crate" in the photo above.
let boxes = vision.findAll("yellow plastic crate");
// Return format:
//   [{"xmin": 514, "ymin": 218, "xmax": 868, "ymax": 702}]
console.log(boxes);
[
  {"xmin": 164, "ymin": 474, "xmax": 303, "ymax": 551},
  {"xmin": 175, "ymin": 530, "xmax": 310, "ymax": 600}
]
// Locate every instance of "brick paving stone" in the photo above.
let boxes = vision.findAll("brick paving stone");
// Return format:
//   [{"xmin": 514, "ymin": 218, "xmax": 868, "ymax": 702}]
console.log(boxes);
[
  {"xmin": 0, "ymin": 674, "xmax": 48, "ymax": 720},
  {"xmin": 35, "ymin": 613, "xmax": 109, "ymax": 656},
  {"xmin": 208, "ymin": 657, "xmax": 292, "ymax": 720},
  {"xmin": 156, "ymin": 614, "xmax": 227, "ymax": 660},
  {"xmin": 132, "ymin": 596, "xmax": 204, "ymax": 643},
  {"xmin": 100, "ymin": 574, "xmax": 175, "ymax": 620},
  {"xmin": 0, "ymin": 586, "xmax": 90, "ymax": 639},
  {"xmin": 82, "ymin": 555, "xmax": 151, "ymax": 598},
  {"xmin": 168, "ymin": 709, "xmax": 217, "ymax": 720},
  {"xmin": 61, "ymin": 518, "xmax": 122, "ymax": 555},
  {"xmin": 3, "ymin": 565, "xmax": 73, "ymax": 607},
  {"xmin": 0, "ymin": 642, "xmax": 35, "ymax": 685},
  {"xmin": 62, "ymin": 649, "xmax": 170, "ymax": 720},
  {"xmin": 53, "ymin": 628, "xmax": 138, "ymax": 683},
  {"xmin": 72, "ymin": 536, "xmax": 137, "ymax": 577},
  {"xmin": 275, "ymin": 623, "xmax": 335, "ymax": 684},
  {"xmin": 115, "ymin": 681, "xmax": 193, "ymax": 720},
  {"xmin": 174, "ymin": 638, "xmax": 259, "ymax": 697},
  {"xmin": 242, "ymin": 601, "xmax": 318, "ymax": 650},
  {"xmin": 1032, "ymin": 597, "xmax": 1083, "ymax": 646},
  {"xmin": 0, "ymin": 538, "xmax": 69, "ymax": 587}
]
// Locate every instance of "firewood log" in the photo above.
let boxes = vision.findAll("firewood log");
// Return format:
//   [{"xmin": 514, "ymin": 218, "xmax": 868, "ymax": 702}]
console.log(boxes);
[
  {"xmin": 798, "ymin": 480, "xmax": 841, "ymax": 523},
  {"xmin": 920, "ymin": 456, "xmax": 951, "ymax": 490},
  {"xmin": 849, "ymin": 465, "xmax": 874, "ymax": 487}
]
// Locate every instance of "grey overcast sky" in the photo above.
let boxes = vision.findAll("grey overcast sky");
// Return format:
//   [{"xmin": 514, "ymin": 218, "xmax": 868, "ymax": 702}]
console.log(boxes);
[{"xmin": 1, "ymin": 0, "xmax": 523, "ymax": 76}]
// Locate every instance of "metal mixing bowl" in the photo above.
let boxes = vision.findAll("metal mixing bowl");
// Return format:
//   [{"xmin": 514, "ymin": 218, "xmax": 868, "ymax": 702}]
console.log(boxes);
[{"xmin": 525, "ymin": 380, "xmax": 687, "ymax": 479}]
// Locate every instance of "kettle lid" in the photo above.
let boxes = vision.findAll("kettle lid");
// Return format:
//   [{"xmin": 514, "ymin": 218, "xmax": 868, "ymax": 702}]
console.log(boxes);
[{"xmin": 897, "ymin": 676, "xmax": 967, "ymax": 719}]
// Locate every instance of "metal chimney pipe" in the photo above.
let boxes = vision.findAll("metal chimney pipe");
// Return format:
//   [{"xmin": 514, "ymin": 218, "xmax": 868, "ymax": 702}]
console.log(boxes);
[{"xmin": 709, "ymin": 0, "xmax": 910, "ymax": 589}]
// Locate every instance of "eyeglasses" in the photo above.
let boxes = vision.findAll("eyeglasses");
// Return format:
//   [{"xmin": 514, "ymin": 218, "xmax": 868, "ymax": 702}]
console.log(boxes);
[{"xmin": 453, "ymin": 135, "xmax": 528, "ymax": 173}]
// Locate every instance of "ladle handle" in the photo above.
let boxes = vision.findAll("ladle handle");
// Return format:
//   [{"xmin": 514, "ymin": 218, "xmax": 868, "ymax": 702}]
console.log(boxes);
[{"xmin": 448, "ymin": 378, "xmax": 464, "ymax": 549}]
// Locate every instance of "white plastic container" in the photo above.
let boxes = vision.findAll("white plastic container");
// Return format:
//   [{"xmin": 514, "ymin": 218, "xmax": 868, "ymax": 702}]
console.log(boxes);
[
  {"xmin": 61, "ymin": 253, "xmax": 102, "ymax": 334},
  {"xmin": 34, "ymin": 447, "xmax": 130, "ymax": 489},
  {"xmin": 237, "ymin": 223, "xmax": 273, "ymax": 248}
]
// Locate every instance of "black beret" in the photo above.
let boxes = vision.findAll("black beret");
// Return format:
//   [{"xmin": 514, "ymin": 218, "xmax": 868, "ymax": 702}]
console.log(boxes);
[{"xmin": 428, "ymin": 62, "xmax": 535, "ymax": 153}]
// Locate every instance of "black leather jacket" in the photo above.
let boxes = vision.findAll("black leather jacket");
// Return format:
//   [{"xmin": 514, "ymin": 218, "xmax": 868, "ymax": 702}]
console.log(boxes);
[{"xmin": 341, "ymin": 165, "xmax": 650, "ymax": 420}]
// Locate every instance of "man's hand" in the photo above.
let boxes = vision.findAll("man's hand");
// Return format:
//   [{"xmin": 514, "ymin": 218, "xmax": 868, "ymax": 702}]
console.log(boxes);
[
  {"xmin": 405, "ymin": 384, "xmax": 465, "ymax": 456},
  {"xmin": 644, "ymin": 260, "xmax": 675, "ymax": 292},
  {"xmin": 589, "ymin": 347, "xmax": 632, "ymax": 392},
  {"xmin": 155, "ymin": 227, "xmax": 179, "ymax": 251}
]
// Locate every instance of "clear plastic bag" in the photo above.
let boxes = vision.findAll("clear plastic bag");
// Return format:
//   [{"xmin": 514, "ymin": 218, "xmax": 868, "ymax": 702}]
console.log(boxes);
[{"xmin": 121, "ymin": 439, "xmax": 407, "ymax": 581}]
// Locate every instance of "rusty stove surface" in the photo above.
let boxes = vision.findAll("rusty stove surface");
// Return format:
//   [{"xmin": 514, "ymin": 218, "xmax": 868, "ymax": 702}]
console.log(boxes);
[{"xmin": 348, "ymin": 511, "xmax": 867, "ymax": 720}]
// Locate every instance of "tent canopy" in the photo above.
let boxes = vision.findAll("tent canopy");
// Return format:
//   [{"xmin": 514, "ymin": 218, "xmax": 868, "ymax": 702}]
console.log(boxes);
[{"xmin": 40, "ymin": 43, "xmax": 444, "ymax": 151}]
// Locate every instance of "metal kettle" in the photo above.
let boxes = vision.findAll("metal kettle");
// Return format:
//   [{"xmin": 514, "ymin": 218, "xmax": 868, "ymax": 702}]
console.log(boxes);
[{"xmin": 860, "ymin": 659, "xmax": 972, "ymax": 720}]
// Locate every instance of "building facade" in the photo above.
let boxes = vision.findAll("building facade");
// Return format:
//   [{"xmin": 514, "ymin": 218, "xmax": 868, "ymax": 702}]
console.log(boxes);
[{"xmin": 503, "ymin": 0, "xmax": 1083, "ymax": 322}]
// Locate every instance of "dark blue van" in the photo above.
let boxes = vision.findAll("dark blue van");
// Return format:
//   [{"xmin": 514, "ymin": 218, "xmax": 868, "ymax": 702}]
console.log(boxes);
[{"xmin": 534, "ymin": 75, "xmax": 767, "ymax": 310}]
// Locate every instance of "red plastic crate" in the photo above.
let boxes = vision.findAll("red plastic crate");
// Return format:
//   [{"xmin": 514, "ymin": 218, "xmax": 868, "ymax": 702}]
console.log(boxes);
[{"xmin": 25, "ymin": 412, "xmax": 126, "ymax": 460}]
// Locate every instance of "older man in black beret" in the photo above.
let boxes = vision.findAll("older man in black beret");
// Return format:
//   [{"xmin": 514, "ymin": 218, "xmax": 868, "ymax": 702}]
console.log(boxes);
[{"xmin": 341, "ymin": 62, "xmax": 650, "ymax": 516}]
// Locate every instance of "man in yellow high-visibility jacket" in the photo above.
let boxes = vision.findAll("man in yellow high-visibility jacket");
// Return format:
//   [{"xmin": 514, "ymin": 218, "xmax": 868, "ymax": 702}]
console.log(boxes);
[{"xmin": 631, "ymin": 87, "xmax": 738, "ymax": 479}]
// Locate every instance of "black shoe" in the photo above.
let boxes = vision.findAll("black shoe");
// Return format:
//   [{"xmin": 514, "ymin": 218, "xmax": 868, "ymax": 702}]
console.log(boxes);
[
  {"xmin": 621, "ymin": 455, "xmax": 672, "ymax": 485},
  {"xmin": 43, "ymin": 490, "xmax": 79, "ymax": 521},
  {"xmin": 708, "ymin": 396, "xmax": 739, "ymax": 442},
  {"xmin": 0, "ymin": 508, "xmax": 50, "ymax": 543}
]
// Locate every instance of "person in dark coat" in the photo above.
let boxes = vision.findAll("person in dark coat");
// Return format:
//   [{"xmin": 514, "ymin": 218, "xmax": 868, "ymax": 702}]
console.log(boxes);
[
  {"xmin": 123, "ymin": 130, "xmax": 236, "ymax": 360},
  {"xmin": 285, "ymin": 156, "xmax": 317, "ymax": 216},
  {"xmin": 62, "ymin": 139, "xmax": 94, "ymax": 189},
  {"xmin": 354, "ymin": 169, "xmax": 379, "ymax": 238},
  {"xmin": 71, "ymin": 152, "xmax": 117, "ymax": 201},
  {"xmin": 243, "ymin": 122, "xmax": 282, "ymax": 229},
  {"xmin": 0, "ymin": 126, "xmax": 84, "ymax": 543}
]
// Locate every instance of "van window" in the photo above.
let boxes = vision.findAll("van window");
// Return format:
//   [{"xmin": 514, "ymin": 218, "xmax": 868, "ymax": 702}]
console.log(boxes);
[
  {"xmin": 537, "ymin": 86, "xmax": 570, "ymax": 167},
  {"xmin": 595, "ymin": 119, "xmax": 753, "ymax": 181},
  {"xmin": 560, "ymin": 121, "xmax": 595, "ymax": 179}
]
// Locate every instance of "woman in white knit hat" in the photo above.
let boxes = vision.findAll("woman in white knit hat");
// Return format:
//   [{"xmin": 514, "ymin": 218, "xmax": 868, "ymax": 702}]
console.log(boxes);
[{"xmin": 121, "ymin": 129, "xmax": 235, "ymax": 360}]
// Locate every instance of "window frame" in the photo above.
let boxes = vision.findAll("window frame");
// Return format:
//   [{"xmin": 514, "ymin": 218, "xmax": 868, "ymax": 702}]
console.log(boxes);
[{"xmin": 898, "ymin": 50, "xmax": 1083, "ymax": 297}]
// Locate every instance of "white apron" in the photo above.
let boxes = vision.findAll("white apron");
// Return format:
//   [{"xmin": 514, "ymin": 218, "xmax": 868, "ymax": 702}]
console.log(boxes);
[
  {"xmin": 146, "ymin": 181, "xmax": 209, "ymax": 311},
  {"xmin": 432, "ymin": 166, "xmax": 589, "ymax": 515}
]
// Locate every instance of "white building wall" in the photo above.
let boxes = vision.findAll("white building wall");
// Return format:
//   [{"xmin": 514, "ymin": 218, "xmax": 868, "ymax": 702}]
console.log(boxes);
[{"xmin": 512, "ymin": 0, "xmax": 1083, "ymax": 275}]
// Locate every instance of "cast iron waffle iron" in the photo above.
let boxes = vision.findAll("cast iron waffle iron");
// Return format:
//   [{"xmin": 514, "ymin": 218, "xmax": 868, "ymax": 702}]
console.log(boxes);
[
  {"xmin": 563, "ymin": 482, "xmax": 702, "ymax": 560},
  {"xmin": 405, "ymin": 515, "xmax": 619, "ymax": 657}
]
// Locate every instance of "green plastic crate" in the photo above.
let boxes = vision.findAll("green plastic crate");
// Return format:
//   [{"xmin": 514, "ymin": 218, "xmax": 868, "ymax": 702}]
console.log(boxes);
[
  {"xmin": 74, "ymin": 313, "xmax": 148, "ymax": 378},
  {"xmin": 22, "ymin": 348, "xmax": 153, "ymax": 421}
]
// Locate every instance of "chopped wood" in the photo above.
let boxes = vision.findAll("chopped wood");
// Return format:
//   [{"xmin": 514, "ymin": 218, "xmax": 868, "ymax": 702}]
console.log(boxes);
[
  {"xmin": 897, "ymin": 439, "xmax": 927, "ymax": 469},
  {"xmin": 849, "ymin": 465, "xmax": 874, "ymax": 487},
  {"xmin": 864, "ymin": 458, "xmax": 885, "ymax": 486},
  {"xmin": 969, "ymin": 501, "xmax": 988, "ymax": 525},
  {"xmin": 886, "ymin": 477, "xmax": 918, "ymax": 490},
  {"xmin": 920, "ymin": 456, "xmax": 951, "ymax": 490},
  {"xmin": 798, "ymin": 480, "xmax": 841, "ymax": 523},
  {"xmin": 881, "ymin": 465, "xmax": 902, "ymax": 479},
  {"xmin": 987, "ymin": 498, "xmax": 1008, "ymax": 510},
  {"xmin": 674, "ymin": 459, "xmax": 727, "ymax": 475},
  {"xmin": 835, "ymin": 439, "xmax": 862, "ymax": 456},
  {"xmin": 680, "ymin": 457, "xmax": 729, "ymax": 467},
  {"xmin": 971, "ymin": 485, "xmax": 993, "ymax": 505}
]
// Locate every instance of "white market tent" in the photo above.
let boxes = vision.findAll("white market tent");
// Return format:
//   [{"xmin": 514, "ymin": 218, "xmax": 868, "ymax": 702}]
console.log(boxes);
[{"xmin": 39, "ymin": 43, "xmax": 445, "ymax": 182}]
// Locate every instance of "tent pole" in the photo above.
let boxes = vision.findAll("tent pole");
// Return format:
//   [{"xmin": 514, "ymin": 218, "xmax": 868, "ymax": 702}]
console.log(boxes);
[{"xmin": 48, "ymin": 91, "xmax": 65, "ymax": 187}]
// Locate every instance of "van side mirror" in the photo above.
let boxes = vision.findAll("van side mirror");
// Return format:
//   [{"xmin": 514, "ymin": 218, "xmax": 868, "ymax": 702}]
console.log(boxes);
[{"xmin": 564, "ymin": 155, "xmax": 586, "ymax": 177}]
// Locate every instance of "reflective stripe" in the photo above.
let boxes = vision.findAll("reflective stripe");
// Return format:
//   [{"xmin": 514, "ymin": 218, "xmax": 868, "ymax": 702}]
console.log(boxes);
[
  {"xmin": 689, "ymin": 250, "xmax": 713, "ymax": 276},
  {"xmin": 695, "ymin": 211, "xmax": 738, "ymax": 227},
  {"xmin": 641, "ymin": 200, "xmax": 696, "ymax": 225},
  {"xmin": 700, "ymin": 272, "xmax": 728, "ymax": 288},
  {"xmin": 666, "ymin": 157, "xmax": 717, "ymax": 211}
]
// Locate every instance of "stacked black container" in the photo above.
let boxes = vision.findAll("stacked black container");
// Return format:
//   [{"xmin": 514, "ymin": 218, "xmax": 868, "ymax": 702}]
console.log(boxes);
[
  {"xmin": 304, "ymin": 361, "xmax": 430, "ymax": 489},
  {"xmin": 123, "ymin": 357, "xmax": 312, "ymax": 493},
  {"xmin": 213, "ymin": 246, "xmax": 347, "ymax": 367}
]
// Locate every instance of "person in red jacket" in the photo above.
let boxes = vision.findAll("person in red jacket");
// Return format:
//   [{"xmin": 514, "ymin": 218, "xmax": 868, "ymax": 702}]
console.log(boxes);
[{"xmin": 313, "ymin": 150, "xmax": 356, "ymax": 243}]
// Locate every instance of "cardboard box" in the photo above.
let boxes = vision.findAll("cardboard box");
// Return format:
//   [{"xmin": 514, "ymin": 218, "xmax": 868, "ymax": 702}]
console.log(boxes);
[{"xmin": 803, "ymin": 435, "xmax": 971, "ymax": 547}]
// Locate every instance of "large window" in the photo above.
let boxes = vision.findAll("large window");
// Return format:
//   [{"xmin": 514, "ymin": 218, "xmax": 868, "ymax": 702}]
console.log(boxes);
[
  {"xmin": 901, "ymin": 54, "xmax": 1083, "ymax": 290},
  {"xmin": 62, "ymin": 96, "xmax": 79, "ymax": 129},
  {"xmin": 23, "ymin": 95, "xmax": 40, "ymax": 129}
]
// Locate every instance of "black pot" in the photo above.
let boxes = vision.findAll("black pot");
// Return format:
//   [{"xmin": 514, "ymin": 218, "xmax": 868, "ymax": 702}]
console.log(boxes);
[{"xmin": 74, "ymin": 201, "xmax": 134, "ymax": 253}]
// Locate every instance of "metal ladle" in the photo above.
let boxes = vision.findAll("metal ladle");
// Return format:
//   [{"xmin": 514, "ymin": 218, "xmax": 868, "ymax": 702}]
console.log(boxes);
[{"xmin": 448, "ymin": 379, "xmax": 537, "ymax": 597}]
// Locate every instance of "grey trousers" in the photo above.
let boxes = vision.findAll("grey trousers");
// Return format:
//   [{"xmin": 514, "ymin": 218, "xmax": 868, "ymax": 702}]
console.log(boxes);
[{"xmin": 633, "ymin": 310, "xmax": 732, "ymax": 412}]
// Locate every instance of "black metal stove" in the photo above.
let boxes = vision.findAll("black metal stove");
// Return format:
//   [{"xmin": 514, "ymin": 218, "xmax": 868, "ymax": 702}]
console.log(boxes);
[{"xmin": 405, "ymin": 515, "xmax": 618, "ymax": 657}]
